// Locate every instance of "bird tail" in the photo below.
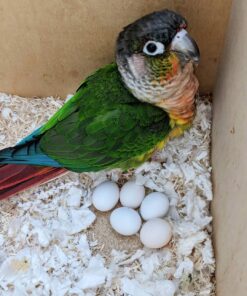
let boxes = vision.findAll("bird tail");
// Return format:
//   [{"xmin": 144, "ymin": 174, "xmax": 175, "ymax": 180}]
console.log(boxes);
[{"xmin": 0, "ymin": 164, "xmax": 67, "ymax": 200}]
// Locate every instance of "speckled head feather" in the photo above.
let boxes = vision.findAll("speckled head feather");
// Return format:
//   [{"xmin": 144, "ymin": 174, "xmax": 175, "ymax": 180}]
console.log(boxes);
[
  {"xmin": 116, "ymin": 10, "xmax": 187, "ymax": 58},
  {"xmin": 116, "ymin": 9, "xmax": 199, "ymax": 125}
]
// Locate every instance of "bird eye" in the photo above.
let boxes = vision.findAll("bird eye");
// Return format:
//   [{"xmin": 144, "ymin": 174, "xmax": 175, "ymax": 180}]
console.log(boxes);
[{"xmin": 143, "ymin": 41, "xmax": 165, "ymax": 56}]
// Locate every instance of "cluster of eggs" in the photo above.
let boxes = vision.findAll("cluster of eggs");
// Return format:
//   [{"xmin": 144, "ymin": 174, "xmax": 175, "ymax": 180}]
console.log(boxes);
[{"xmin": 92, "ymin": 181, "xmax": 172, "ymax": 249}]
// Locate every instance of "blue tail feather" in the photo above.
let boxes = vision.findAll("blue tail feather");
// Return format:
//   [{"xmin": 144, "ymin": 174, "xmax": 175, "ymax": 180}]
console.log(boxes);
[{"xmin": 0, "ymin": 136, "xmax": 62, "ymax": 167}]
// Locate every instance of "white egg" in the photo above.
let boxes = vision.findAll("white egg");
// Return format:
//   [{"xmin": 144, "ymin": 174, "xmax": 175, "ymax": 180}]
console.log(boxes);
[
  {"xmin": 140, "ymin": 192, "xmax": 170, "ymax": 220},
  {"xmin": 120, "ymin": 181, "xmax": 145, "ymax": 208},
  {"xmin": 110, "ymin": 207, "xmax": 142, "ymax": 236},
  {"xmin": 140, "ymin": 218, "xmax": 172, "ymax": 248},
  {"xmin": 92, "ymin": 181, "xmax": 119, "ymax": 212}
]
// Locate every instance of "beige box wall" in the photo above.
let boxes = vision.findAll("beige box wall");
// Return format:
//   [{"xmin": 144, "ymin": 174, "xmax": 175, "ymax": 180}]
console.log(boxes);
[
  {"xmin": 212, "ymin": 0, "xmax": 247, "ymax": 295},
  {"xmin": 0, "ymin": 0, "xmax": 231, "ymax": 97}
]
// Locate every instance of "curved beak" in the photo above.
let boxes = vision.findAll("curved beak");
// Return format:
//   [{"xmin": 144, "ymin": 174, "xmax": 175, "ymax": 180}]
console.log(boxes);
[{"xmin": 170, "ymin": 29, "xmax": 200, "ymax": 64}]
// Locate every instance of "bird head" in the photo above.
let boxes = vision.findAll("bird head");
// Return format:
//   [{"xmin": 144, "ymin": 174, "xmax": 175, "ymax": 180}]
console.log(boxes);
[{"xmin": 116, "ymin": 9, "xmax": 200, "ymax": 114}]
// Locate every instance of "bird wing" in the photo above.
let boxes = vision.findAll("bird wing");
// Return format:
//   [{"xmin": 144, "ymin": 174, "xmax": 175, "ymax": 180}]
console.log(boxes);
[{"xmin": 0, "ymin": 63, "xmax": 172, "ymax": 172}]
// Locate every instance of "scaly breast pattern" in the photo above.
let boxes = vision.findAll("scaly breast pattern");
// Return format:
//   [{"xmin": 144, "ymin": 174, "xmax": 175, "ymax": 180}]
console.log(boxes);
[{"xmin": 118, "ymin": 55, "xmax": 199, "ymax": 125}]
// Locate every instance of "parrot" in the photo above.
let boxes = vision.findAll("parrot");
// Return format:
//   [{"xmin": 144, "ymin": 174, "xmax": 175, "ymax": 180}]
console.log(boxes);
[{"xmin": 0, "ymin": 9, "xmax": 199, "ymax": 200}]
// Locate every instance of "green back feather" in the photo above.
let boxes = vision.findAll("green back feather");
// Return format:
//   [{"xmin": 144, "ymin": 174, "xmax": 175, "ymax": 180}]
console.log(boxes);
[{"xmin": 39, "ymin": 63, "xmax": 172, "ymax": 172}]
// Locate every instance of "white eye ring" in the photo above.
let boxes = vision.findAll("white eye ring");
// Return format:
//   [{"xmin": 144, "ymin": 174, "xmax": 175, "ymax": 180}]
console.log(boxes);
[{"xmin": 143, "ymin": 41, "xmax": 165, "ymax": 56}]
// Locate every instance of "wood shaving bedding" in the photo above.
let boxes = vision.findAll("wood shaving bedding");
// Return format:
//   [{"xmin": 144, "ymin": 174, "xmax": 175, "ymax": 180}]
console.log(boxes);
[{"xmin": 0, "ymin": 93, "xmax": 215, "ymax": 296}]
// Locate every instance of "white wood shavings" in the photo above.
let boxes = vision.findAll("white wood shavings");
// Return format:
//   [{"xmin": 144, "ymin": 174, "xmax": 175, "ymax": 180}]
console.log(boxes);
[
  {"xmin": 121, "ymin": 278, "xmax": 177, "ymax": 296},
  {"xmin": 66, "ymin": 187, "xmax": 83, "ymax": 207},
  {"xmin": 0, "ymin": 93, "xmax": 215, "ymax": 295}
]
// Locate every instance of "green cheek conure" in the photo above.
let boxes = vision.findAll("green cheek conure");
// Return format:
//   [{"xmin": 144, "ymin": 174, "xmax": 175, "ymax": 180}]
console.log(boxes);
[{"xmin": 0, "ymin": 9, "xmax": 200, "ymax": 199}]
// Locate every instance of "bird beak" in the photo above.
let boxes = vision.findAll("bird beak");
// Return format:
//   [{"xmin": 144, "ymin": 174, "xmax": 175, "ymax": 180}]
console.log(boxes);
[{"xmin": 170, "ymin": 29, "xmax": 200, "ymax": 64}]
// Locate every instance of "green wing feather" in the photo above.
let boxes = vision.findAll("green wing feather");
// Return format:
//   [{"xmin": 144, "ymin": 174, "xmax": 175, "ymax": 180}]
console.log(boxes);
[{"xmin": 39, "ymin": 63, "xmax": 172, "ymax": 172}]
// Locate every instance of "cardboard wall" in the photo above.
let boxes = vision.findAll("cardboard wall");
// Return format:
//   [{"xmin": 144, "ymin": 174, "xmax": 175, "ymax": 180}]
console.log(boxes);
[
  {"xmin": 212, "ymin": 0, "xmax": 247, "ymax": 294},
  {"xmin": 0, "ymin": 0, "xmax": 231, "ymax": 97}
]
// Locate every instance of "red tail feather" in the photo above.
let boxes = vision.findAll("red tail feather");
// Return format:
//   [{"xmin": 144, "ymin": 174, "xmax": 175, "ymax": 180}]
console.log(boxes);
[{"xmin": 0, "ymin": 164, "xmax": 67, "ymax": 200}]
